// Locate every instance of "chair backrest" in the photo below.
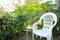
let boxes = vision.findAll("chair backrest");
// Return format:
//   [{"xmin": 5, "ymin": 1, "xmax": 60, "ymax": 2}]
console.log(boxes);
[{"xmin": 38, "ymin": 12, "xmax": 57, "ymax": 31}]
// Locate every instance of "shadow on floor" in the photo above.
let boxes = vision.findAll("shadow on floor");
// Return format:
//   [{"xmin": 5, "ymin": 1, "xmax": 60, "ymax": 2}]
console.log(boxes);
[{"xmin": 18, "ymin": 32, "xmax": 60, "ymax": 40}]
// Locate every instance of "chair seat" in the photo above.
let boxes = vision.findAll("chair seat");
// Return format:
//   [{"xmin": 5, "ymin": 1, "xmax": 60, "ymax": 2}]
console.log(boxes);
[{"xmin": 33, "ymin": 29, "xmax": 50, "ymax": 37}]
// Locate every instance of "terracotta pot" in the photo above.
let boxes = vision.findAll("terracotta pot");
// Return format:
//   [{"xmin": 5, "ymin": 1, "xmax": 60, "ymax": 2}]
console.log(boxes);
[{"xmin": 29, "ymin": 22, "xmax": 34, "ymax": 27}]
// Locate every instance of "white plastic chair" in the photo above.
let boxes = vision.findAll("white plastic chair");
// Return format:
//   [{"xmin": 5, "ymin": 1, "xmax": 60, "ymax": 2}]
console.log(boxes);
[{"xmin": 32, "ymin": 12, "xmax": 57, "ymax": 40}]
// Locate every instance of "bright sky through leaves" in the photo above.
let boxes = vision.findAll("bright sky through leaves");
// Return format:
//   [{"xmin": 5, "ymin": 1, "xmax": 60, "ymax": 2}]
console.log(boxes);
[{"xmin": 0, "ymin": 0, "xmax": 55, "ymax": 12}]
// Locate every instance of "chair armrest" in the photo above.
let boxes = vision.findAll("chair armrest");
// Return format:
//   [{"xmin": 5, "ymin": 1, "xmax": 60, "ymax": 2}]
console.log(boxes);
[
  {"xmin": 33, "ymin": 22, "xmax": 38, "ymax": 26},
  {"xmin": 32, "ymin": 22, "xmax": 38, "ymax": 30}
]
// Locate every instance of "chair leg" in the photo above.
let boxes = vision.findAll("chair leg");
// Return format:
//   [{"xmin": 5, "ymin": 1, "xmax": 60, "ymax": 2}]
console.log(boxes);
[
  {"xmin": 32, "ymin": 33, "xmax": 34, "ymax": 40},
  {"xmin": 47, "ymin": 36, "xmax": 51, "ymax": 40},
  {"xmin": 26, "ymin": 29, "xmax": 28, "ymax": 37},
  {"xmin": 36, "ymin": 35, "xmax": 37, "ymax": 38},
  {"xmin": 52, "ymin": 35, "xmax": 53, "ymax": 40},
  {"xmin": 40, "ymin": 36, "xmax": 42, "ymax": 39}
]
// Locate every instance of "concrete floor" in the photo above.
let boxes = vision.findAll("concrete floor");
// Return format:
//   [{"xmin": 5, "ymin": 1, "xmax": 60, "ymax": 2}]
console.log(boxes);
[{"xmin": 18, "ymin": 33, "xmax": 60, "ymax": 40}]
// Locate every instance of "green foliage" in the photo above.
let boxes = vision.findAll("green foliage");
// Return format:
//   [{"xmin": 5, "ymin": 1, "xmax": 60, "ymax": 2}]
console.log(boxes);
[
  {"xmin": 37, "ymin": 21, "xmax": 43, "ymax": 29},
  {"xmin": 25, "ymin": 0, "xmax": 38, "ymax": 4},
  {"xmin": 0, "ymin": 12, "xmax": 43, "ymax": 40},
  {"xmin": 13, "ymin": 1, "xmax": 57, "ymax": 14}
]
